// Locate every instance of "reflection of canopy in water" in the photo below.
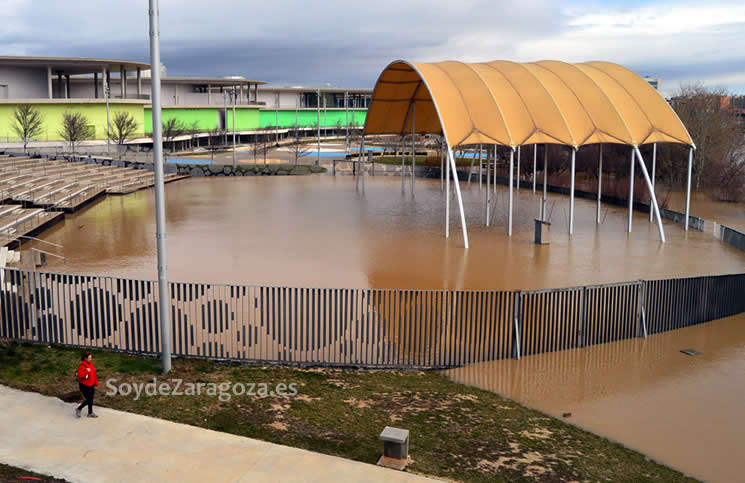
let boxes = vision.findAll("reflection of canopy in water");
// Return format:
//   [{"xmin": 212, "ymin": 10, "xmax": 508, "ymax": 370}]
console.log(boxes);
[{"xmin": 363, "ymin": 60, "xmax": 697, "ymax": 248}]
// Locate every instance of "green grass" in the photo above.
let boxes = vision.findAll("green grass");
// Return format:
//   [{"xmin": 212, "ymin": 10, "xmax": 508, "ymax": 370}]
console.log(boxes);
[
  {"xmin": 0, "ymin": 462, "xmax": 68, "ymax": 482},
  {"xmin": 0, "ymin": 340, "xmax": 695, "ymax": 482}
]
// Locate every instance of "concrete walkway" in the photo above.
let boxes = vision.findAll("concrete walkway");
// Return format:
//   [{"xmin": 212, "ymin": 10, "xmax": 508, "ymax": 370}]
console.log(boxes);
[{"xmin": 0, "ymin": 385, "xmax": 431, "ymax": 482}]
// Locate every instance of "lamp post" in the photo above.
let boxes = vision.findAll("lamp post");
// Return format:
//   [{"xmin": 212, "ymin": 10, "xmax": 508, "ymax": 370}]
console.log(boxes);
[
  {"xmin": 148, "ymin": 0, "xmax": 171, "ymax": 374},
  {"xmin": 232, "ymin": 86, "xmax": 237, "ymax": 169}
]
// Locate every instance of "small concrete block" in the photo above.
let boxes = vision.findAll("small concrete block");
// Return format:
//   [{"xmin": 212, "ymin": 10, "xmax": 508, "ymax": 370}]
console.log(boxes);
[
  {"xmin": 380, "ymin": 426, "xmax": 409, "ymax": 460},
  {"xmin": 535, "ymin": 219, "xmax": 551, "ymax": 245}
]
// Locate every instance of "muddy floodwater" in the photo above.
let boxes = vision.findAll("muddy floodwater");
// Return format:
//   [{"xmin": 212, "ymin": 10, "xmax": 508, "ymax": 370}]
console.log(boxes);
[
  {"xmin": 33, "ymin": 176, "xmax": 745, "ymax": 289},
  {"xmin": 445, "ymin": 313, "xmax": 745, "ymax": 482}
]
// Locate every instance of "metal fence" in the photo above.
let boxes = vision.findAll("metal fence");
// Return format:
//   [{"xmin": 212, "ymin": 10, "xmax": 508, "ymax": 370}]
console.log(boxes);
[{"xmin": 1, "ymin": 267, "xmax": 744, "ymax": 368}]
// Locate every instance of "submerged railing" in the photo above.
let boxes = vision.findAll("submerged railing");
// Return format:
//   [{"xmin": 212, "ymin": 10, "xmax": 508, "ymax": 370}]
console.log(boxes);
[{"xmin": 2, "ymin": 267, "xmax": 744, "ymax": 368}]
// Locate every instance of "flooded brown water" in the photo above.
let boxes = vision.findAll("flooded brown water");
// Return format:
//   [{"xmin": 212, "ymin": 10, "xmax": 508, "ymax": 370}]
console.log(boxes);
[
  {"xmin": 665, "ymin": 190, "xmax": 745, "ymax": 233},
  {"xmin": 31, "ymin": 176, "xmax": 745, "ymax": 289},
  {"xmin": 445, "ymin": 313, "xmax": 745, "ymax": 482}
]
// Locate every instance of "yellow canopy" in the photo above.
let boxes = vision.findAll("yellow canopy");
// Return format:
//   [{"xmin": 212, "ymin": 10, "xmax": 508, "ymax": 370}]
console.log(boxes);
[{"xmin": 365, "ymin": 60, "xmax": 693, "ymax": 148}]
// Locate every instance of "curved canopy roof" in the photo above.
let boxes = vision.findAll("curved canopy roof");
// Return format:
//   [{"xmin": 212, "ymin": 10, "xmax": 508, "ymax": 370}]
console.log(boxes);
[{"xmin": 365, "ymin": 60, "xmax": 693, "ymax": 148}]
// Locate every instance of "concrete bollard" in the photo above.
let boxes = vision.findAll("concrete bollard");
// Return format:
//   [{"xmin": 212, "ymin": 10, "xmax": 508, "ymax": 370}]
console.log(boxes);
[
  {"xmin": 377, "ymin": 426, "xmax": 409, "ymax": 470},
  {"xmin": 535, "ymin": 219, "xmax": 551, "ymax": 245}
]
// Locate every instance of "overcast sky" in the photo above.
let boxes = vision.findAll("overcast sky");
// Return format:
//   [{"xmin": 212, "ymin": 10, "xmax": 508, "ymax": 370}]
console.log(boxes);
[{"xmin": 3, "ymin": 0, "xmax": 744, "ymax": 96}]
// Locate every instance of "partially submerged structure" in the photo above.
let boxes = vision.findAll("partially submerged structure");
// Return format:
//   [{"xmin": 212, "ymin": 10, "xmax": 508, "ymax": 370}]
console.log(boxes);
[{"xmin": 364, "ymin": 60, "xmax": 696, "ymax": 247}]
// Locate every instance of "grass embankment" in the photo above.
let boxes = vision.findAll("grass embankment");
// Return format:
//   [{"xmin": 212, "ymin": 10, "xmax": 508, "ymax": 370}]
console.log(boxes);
[
  {"xmin": 0, "ymin": 340, "xmax": 693, "ymax": 482},
  {"xmin": 0, "ymin": 463, "xmax": 68, "ymax": 482}
]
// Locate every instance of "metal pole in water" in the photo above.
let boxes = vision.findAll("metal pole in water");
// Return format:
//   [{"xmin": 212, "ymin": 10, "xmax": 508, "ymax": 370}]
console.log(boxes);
[
  {"xmin": 597, "ymin": 144, "xmax": 603, "ymax": 224},
  {"xmin": 685, "ymin": 146, "xmax": 693, "ymax": 231},
  {"xmin": 508, "ymin": 148, "xmax": 514, "ymax": 236},
  {"xmin": 516, "ymin": 145, "xmax": 521, "ymax": 191},
  {"xmin": 628, "ymin": 147, "xmax": 635, "ymax": 233},
  {"xmin": 440, "ymin": 141, "xmax": 444, "ymax": 191},
  {"xmin": 532, "ymin": 144, "xmax": 536, "ymax": 192},
  {"xmin": 634, "ymin": 147, "xmax": 666, "ymax": 243},
  {"xmin": 493, "ymin": 145, "xmax": 497, "ymax": 194},
  {"xmin": 486, "ymin": 145, "xmax": 491, "ymax": 226},
  {"xmin": 445, "ymin": 142, "xmax": 450, "ymax": 239},
  {"xmin": 411, "ymin": 102, "xmax": 415, "ymax": 191},
  {"xmin": 650, "ymin": 143, "xmax": 656, "ymax": 223},
  {"xmin": 569, "ymin": 147, "xmax": 576, "ymax": 235},
  {"xmin": 542, "ymin": 144, "xmax": 548, "ymax": 221},
  {"xmin": 447, "ymin": 145, "xmax": 469, "ymax": 248},
  {"xmin": 148, "ymin": 0, "xmax": 171, "ymax": 374},
  {"xmin": 479, "ymin": 144, "xmax": 482, "ymax": 189}
]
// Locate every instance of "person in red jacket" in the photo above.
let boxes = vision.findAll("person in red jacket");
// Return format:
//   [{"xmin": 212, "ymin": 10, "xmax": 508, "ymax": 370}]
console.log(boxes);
[{"xmin": 75, "ymin": 352, "xmax": 99, "ymax": 418}]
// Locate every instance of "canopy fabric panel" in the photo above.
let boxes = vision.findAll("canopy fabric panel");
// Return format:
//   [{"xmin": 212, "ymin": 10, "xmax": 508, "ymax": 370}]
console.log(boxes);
[{"xmin": 365, "ymin": 60, "xmax": 693, "ymax": 148}]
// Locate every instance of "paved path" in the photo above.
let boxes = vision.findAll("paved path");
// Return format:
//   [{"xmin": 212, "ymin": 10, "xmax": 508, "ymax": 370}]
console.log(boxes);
[{"xmin": 0, "ymin": 385, "xmax": 431, "ymax": 482}]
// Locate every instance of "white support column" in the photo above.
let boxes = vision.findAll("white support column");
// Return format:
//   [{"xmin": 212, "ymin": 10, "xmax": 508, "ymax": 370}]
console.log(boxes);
[
  {"xmin": 47, "ymin": 67, "xmax": 53, "ymax": 99},
  {"xmin": 532, "ymin": 144, "xmax": 537, "ymax": 192},
  {"xmin": 446, "ymin": 145, "xmax": 469, "ymax": 248},
  {"xmin": 650, "ymin": 143, "xmax": 656, "ymax": 223},
  {"xmin": 597, "ymin": 144, "xmax": 603, "ymax": 224},
  {"xmin": 542, "ymin": 144, "xmax": 548, "ymax": 221},
  {"xmin": 569, "ymin": 147, "xmax": 576, "ymax": 235},
  {"xmin": 479, "ymin": 144, "xmax": 483, "ymax": 189},
  {"xmin": 137, "ymin": 68, "xmax": 142, "ymax": 98},
  {"xmin": 508, "ymin": 148, "xmax": 514, "ymax": 236},
  {"xmin": 440, "ymin": 141, "xmax": 444, "ymax": 191},
  {"xmin": 634, "ymin": 147, "xmax": 666, "ymax": 242},
  {"xmin": 411, "ymin": 102, "xmax": 416, "ymax": 190},
  {"xmin": 446, "ymin": 142, "xmax": 451, "ymax": 239},
  {"xmin": 207, "ymin": 84, "xmax": 211, "ymax": 105},
  {"xmin": 493, "ymin": 145, "xmax": 497, "ymax": 193},
  {"xmin": 516, "ymin": 145, "xmax": 521, "ymax": 191},
  {"xmin": 628, "ymin": 147, "xmax": 635, "ymax": 233},
  {"xmin": 486, "ymin": 145, "xmax": 491, "ymax": 226},
  {"xmin": 685, "ymin": 146, "xmax": 693, "ymax": 231},
  {"xmin": 120, "ymin": 66, "xmax": 126, "ymax": 99}
]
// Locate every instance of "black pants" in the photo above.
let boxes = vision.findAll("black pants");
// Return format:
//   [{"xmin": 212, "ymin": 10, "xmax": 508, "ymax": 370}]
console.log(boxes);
[{"xmin": 77, "ymin": 383, "xmax": 95, "ymax": 414}]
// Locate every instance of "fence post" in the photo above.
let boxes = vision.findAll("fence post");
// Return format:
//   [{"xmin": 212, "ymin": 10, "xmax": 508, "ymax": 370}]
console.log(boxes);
[
  {"xmin": 637, "ymin": 281, "xmax": 648, "ymax": 338},
  {"xmin": 579, "ymin": 286, "xmax": 588, "ymax": 348},
  {"xmin": 512, "ymin": 291, "xmax": 522, "ymax": 360}
]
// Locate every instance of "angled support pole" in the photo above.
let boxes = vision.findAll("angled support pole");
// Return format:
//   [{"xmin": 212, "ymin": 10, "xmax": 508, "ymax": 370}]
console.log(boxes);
[
  {"xmin": 446, "ymin": 144, "xmax": 469, "ymax": 248},
  {"xmin": 650, "ymin": 143, "xmax": 657, "ymax": 223},
  {"xmin": 633, "ymin": 146, "xmax": 665, "ymax": 242}
]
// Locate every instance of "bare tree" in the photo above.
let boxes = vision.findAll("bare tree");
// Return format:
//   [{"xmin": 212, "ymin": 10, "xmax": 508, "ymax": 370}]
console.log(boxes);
[
  {"xmin": 109, "ymin": 111, "xmax": 139, "ymax": 146},
  {"xmin": 207, "ymin": 126, "xmax": 222, "ymax": 161},
  {"xmin": 12, "ymin": 104, "xmax": 45, "ymax": 153},
  {"xmin": 162, "ymin": 118, "xmax": 185, "ymax": 152},
  {"xmin": 290, "ymin": 126, "xmax": 311, "ymax": 166},
  {"xmin": 671, "ymin": 83, "xmax": 743, "ymax": 193},
  {"xmin": 58, "ymin": 111, "xmax": 94, "ymax": 153}
]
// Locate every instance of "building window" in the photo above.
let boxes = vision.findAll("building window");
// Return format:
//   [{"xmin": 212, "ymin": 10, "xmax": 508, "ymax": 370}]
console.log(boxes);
[{"xmin": 0, "ymin": 85, "xmax": 8, "ymax": 99}]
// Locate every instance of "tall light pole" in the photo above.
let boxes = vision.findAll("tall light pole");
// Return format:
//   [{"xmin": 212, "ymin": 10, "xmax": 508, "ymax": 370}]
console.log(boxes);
[
  {"xmin": 232, "ymin": 86, "xmax": 237, "ymax": 168},
  {"xmin": 104, "ymin": 75, "xmax": 110, "ymax": 155},
  {"xmin": 149, "ymin": 0, "xmax": 171, "ymax": 374}
]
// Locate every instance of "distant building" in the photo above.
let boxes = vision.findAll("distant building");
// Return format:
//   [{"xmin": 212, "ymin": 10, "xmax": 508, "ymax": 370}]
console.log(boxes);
[
  {"xmin": 0, "ymin": 55, "xmax": 371, "ymax": 142},
  {"xmin": 644, "ymin": 77, "xmax": 661, "ymax": 91}
]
